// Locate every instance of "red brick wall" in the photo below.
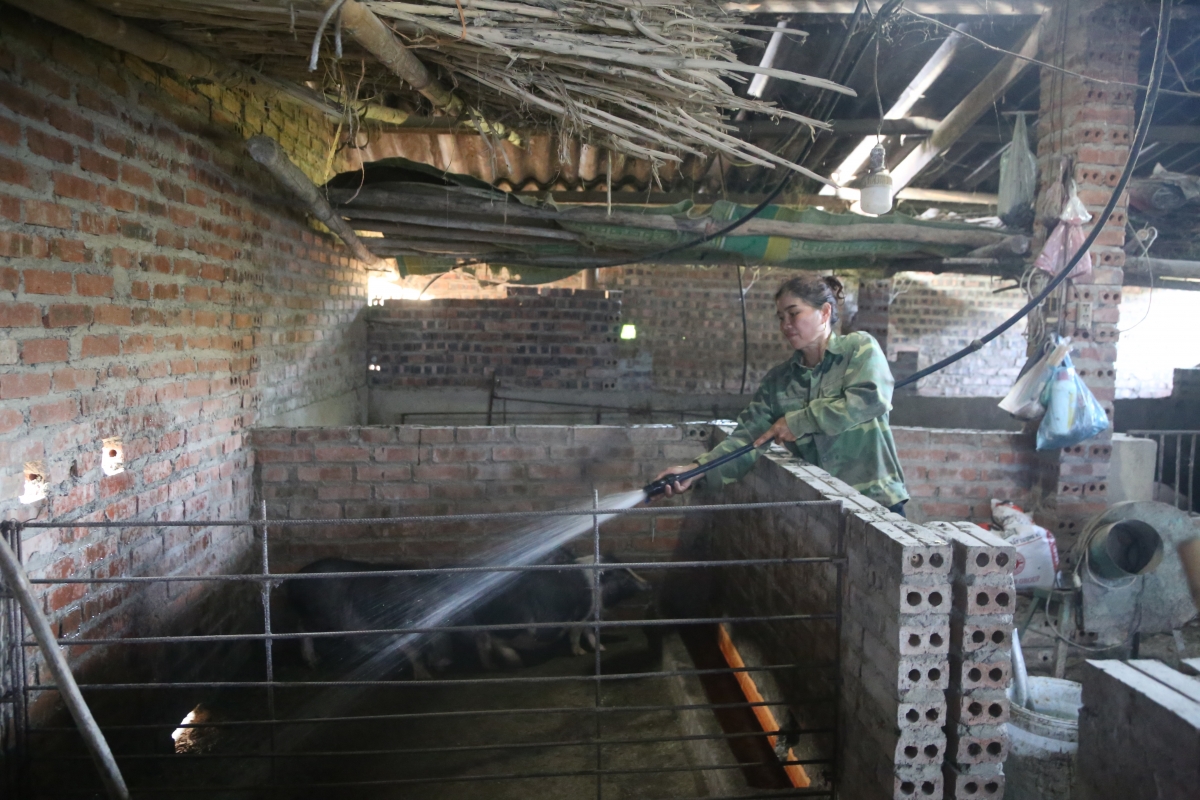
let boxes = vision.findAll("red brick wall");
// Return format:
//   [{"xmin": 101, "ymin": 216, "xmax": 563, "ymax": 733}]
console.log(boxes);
[
  {"xmin": 893, "ymin": 427, "xmax": 1035, "ymax": 525},
  {"xmin": 385, "ymin": 264, "xmax": 1031, "ymax": 399},
  {"xmin": 0, "ymin": 12, "xmax": 370, "ymax": 677},
  {"xmin": 597, "ymin": 264, "xmax": 792, "ymax": 394},
  {"xmin": 253, "ymin": 424, "xmax": 710, "ymax": 571},
  {"xmin": 367, "ymin": 287, "xmax": 623, "ymax": 390}
]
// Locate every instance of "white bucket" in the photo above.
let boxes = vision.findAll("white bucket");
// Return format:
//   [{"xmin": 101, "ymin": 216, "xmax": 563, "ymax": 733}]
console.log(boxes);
[{"xmin": 1004, "ymin": 676, "xmax": 1081, "ymax": 799}]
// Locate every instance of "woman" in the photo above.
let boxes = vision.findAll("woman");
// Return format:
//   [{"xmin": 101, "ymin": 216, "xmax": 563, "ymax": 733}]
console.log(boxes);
[{"xmin": 654, "ymin": 275, "xmax": 909, "ymax": 515}]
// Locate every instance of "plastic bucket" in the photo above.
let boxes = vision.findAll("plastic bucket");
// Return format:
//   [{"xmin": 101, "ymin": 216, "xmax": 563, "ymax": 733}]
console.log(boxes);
[{"xmin": 1004, "ymin": 676, "xmax": 1081, "ymax": 799}]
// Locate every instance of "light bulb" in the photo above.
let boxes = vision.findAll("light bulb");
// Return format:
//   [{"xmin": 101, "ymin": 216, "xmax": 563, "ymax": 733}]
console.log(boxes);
[{"xmin": 860, "ymin": 143, "xmax": 893, "ymax": 216}]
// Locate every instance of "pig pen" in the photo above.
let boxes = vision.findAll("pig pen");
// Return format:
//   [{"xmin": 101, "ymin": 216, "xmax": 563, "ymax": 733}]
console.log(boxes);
[{"xmin": 3, "ymin": 424, "xmax": 958, "ymax": 799}]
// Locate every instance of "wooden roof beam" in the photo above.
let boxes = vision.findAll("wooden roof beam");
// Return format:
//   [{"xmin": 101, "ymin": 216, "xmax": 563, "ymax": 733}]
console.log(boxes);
[{"xmin": 889, "ymin": 20, "xmax": 1042, "ymax": 193}]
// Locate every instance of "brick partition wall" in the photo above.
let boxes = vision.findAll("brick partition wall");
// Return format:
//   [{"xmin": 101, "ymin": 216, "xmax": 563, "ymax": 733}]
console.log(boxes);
[
  {"xmin": 0, "ymin": 10, "xmax": 372, "ymax": 696},
  {"xmin": 366, "ymin": 287, "xmax": 624, "ymax": 391},
  {"xmin": 697, "ymin": 428, "xmax": 959, "ymax": 799},
  {"xmin": 251, "ymin": 424, "xmax": 710, "ymax": 571},
  {"xmin": 893, "ymin": 428, "xmax": 1036, "ymax": 524}
]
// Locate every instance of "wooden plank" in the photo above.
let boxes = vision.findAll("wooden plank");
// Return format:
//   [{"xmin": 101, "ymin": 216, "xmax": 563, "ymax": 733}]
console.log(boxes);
[{"xmin": 890, "ymin": 21, "xmax": 1042, "ymax": 192}]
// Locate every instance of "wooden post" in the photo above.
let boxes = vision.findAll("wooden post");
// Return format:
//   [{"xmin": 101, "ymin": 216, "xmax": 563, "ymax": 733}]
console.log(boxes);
[{"xmin": 246, "ymin": 135, "xmax": 391, "ymax": 271}]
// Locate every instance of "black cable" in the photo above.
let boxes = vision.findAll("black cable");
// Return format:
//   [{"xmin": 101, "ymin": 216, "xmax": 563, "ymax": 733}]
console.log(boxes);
[
  {"xmin": 737, "ymin": 265, "xmax": 750, "ymax": 394},
  {"xmin": 895, "ymin": 0, "xmax": 1173, "ymax": 390}
]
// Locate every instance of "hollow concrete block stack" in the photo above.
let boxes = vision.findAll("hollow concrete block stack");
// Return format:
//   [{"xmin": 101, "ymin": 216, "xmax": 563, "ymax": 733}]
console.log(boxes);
[
  {"xmin": 927, "ymin": 522, "xmax": 1015, "ymax": 800},
  {"xmin": 841, "ymin": 512, "xmax": 952, "ymax": 800}
]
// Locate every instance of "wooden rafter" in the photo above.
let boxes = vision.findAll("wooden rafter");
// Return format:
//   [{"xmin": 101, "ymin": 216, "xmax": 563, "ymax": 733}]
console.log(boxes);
[{"xmin": 889, "ymin": 21, "xmax": 1043, "ymax": 193}]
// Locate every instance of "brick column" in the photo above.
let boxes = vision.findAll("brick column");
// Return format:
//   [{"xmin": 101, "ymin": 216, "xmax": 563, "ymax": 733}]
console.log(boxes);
[
  {"xmin": 1029, "ymin": 0, "xmax": 1140, "ymax": 549},
  {"xmin": 848, "ymin": 278, "xmax": 892, "ymax": 354}
]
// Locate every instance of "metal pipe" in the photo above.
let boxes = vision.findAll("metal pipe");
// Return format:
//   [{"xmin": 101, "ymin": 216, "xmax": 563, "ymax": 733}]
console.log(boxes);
[
  {"xmin": 39, "ymin": 613, "xmax": 837, "ymax": 647},
  {"xmin": 20, "ymin": 499, "xmax": 843, "ymax": 529},
  {"xmin": 33, "ymin": 668, "xmax": 841, "ymax": 693},
  {"xmin": 28, "ymin": 556, "xmax": 846, "ymax": 586},
  {"xmin": 0, "ymin": 533, "xmax": 129, "ymax": 800},
  {"xmin": 245, "ymin": 135, "xmax": 386, "ymax": 269},
  {"xmin": 42, "ymin": 724, "xmax": 834, "ymax": 761},
  {"xmin": 35, "ymin": 701, "xmax": 832, "ymax": 733},
  {"xmin": 1010, "ymin": 628, "xmax": 1030, "ymax": 710}
]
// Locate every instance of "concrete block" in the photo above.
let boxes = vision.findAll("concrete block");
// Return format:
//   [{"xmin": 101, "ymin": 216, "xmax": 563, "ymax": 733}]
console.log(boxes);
[
  {"xmin": 952, "ymin": 620, "xmax": 1013, "ymax": 656},
  {"xmin": 895, "ymin": 764, "xmax": 944, "ymax": 799},
  {"xmin": 942, "ymin": 762, "xmax": 1004, "ymax": 800},
  {"xmin": 946, "ymin": 723, "xmax": 1008, "ymax": 766},
  {"xmin": 1108, "ymin": 433, "xmax": 1156, "ymax": 504},
  {"xmin": 953, "ymin": 656, "xmax": 1011, "ymax": 691},
  {"xmin": 947, "ymin": 688, "xmax": 1009, "ymax": 727},
  {"xmin": 1078, "ymin": 660, "xmax": 1200, "ymax": 800}
]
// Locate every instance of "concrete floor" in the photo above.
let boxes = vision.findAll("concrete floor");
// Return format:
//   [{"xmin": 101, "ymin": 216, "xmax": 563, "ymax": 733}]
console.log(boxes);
[{"xmin": 34, "ymin": 624, "xmax": 752, "ymax": 799}]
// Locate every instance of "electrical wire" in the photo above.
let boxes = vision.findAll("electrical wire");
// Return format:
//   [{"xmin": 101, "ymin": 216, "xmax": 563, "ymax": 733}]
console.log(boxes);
[{"xmin": 895, "ymin": 0, "xmax": 1174, "ymax": 390}]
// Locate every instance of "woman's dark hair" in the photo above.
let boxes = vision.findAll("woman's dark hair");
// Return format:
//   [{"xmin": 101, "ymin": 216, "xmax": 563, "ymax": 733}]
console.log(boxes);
[{"xmin": 774, "ymin": 275, "xmax": 845, "ymax": 325}]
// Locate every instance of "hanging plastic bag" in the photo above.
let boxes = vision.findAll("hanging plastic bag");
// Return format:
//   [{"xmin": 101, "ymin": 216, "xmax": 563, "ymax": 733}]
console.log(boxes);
[
  {"xmin": 998, "ymin": 113, "xmax": 1037, "ymax": 228},
  {"xmin": 1034, "ymin": 180, "xmax": 1093, "ymax": 280},
  {"xmin": 1035, "ymin": 354, "xmax": 1110, "ymax": 450},
  {"xmin": 999, "ymin": 336, "xmax": 1073, "ymax": 420}
]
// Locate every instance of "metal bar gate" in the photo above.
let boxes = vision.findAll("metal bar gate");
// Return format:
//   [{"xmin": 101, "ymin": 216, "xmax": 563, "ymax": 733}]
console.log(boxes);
[
  {"xmin": 1, "ymin": 499, "xmax": 845, "ymax": 799},
  {"xmin": 1127, "ymin": 429, "xmax": 1198, "ymax": 515}
]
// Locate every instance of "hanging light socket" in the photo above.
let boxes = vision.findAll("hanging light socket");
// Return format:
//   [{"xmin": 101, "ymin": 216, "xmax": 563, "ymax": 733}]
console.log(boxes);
[{"xmin": 859, "ymin": 143, "xmax": 894, "ymax": 216}]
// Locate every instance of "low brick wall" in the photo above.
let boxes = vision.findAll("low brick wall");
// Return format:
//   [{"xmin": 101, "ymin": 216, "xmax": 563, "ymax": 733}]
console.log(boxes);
[
  {"xmin": 893, "ymin": 428, "xmax": 1036, "ymax": 525},
  {"xmin": 251, "ymin": 424, "xmax": 709, "ymax": 570}
]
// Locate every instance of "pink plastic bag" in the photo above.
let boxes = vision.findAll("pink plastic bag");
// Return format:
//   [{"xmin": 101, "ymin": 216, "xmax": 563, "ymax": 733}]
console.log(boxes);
[{"xmin": 1034, "ymin": 187, "xmax": 1093, "ymax": 280}]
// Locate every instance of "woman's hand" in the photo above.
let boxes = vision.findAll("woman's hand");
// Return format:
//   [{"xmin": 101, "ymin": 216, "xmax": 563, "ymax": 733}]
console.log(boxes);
[
  {"xmin": 652, "ymin": 463, "xmax": 700, "ymax": 497},
  {"xmin": 753, "ymin": 417, "xmax": 798, "ymax": 449}
]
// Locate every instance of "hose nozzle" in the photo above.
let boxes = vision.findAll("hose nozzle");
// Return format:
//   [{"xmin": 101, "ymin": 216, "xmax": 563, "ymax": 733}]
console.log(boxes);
[{"xmin": 642, "ymin": 442, "xmax": 761, "ymax": 498}]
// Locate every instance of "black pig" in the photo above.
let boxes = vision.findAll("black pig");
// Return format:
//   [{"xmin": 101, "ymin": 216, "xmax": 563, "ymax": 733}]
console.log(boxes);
[
  {"xmin": 284, "ymin": 558, "xmax": 452, "ymax": 679},
  {"xmin": 471, "ymin": 553, "xmax": 651, "ymax": 668}
]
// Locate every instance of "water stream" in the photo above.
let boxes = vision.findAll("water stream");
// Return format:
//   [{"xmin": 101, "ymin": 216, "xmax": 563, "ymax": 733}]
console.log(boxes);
[{"xmin": 341, "ymin": 489, "xmax": 649, "ymax": 681}]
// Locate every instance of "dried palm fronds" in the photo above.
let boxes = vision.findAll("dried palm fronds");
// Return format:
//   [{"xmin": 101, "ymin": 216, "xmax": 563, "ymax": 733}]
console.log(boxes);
[{"xmin": 84, "ymin": 0, "xmax": 853, "ymax": 182}]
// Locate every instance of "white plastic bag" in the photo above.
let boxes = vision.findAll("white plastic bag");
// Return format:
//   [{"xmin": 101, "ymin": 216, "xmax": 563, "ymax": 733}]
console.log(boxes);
[
  {"xmin": 1036, "ymin": 354, "xmax": 1110, "ymax": 450},
  {"xmin": 990, "ymin": 500, "xmax": 1060, "ymax": 591},
  {"xmin": 1034, "ymin": 181, "xmax": 1093, "ymax": 279},
  {"xmin": 998, "ymin": 337, "xmax": 1072, "ymax": 420},
  {"xmin": 998, "ymin": 113, "xmax": 1037, "ymax": 226}
]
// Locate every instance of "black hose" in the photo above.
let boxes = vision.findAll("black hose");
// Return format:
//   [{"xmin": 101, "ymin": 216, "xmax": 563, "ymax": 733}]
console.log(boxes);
[
  {"xmin": 736, "ymin": 265, "xmax": 749, "ymax": 394},
  {"xmin": 895, "ymin": 0, "xmax": 1172, "ymax": 389}
]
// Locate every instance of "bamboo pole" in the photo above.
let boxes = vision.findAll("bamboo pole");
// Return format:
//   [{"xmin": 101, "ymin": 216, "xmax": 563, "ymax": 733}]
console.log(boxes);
[
  {"xmin": 0, "ymin": 533, "xmax": 130, "ymax": 800},
  {"xmin": 1, "ymin": 0, "xmax": 343, "ymax": 121},
  {"xmin": 324, "ymin": 0, "xmax": 459, "ymax": 113},
  {"xmin": 246, "ymin": 135, "xmax": 391, "ymax": 271}
]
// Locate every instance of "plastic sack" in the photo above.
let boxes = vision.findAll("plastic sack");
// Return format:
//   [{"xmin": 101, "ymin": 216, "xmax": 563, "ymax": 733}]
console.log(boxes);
[
  {"xmin": 991, "ymin": 500, "xmax": 1060, "ymax": 591},
  {"xmin": 998, "ymin": 112, "xmax": 1037, "ymax": 227},
  {"xmin": 1034, "ymin": 181, "xmax": 1093, "ymax": 279},
  {"xmin": 998, "ymin": 336, "xmax": 1072, "ymax": 420},
  {"xmin": 1035, "ymin": 354, "xmax": 1110, "ymax": 450}
]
